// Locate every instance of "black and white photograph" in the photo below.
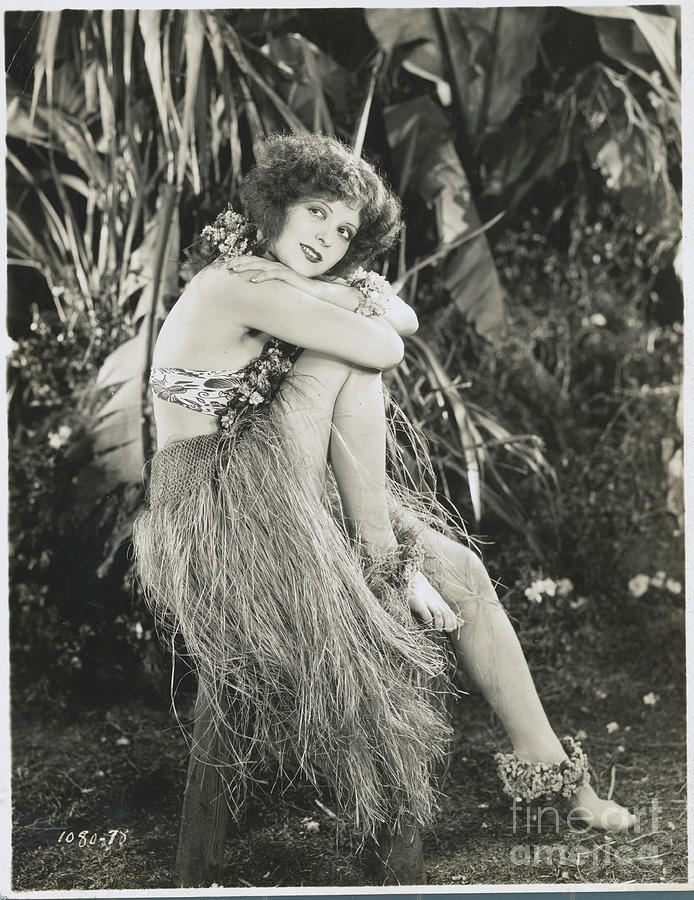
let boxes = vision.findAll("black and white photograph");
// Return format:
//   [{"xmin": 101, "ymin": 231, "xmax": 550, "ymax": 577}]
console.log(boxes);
[{"xmin": 4, "ymin": 2, "xmax": 688, "ymax": 893}]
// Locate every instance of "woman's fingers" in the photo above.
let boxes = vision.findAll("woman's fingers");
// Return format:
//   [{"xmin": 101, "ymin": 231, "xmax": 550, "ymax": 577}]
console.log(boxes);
[
  {"xmin": 248, "ymin": 270, "xmax": 279, "ymax": 283},
  {"xmin": 228, "ymin": 256, "xmax": 279, "ymax": 274}
]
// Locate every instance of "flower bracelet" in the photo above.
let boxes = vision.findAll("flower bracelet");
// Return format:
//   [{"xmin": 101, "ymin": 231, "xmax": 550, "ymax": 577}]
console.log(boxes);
[{"xmin": 349, "ymin": 267, "xmax": 395, "ymax": 318}]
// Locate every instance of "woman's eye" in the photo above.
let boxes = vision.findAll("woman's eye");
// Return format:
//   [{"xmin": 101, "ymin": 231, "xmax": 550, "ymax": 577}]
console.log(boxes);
[
  {"xmin": 338, "ymin": 228, "xmax": 353, "ymax": 241},
  {"xmin": 309, "ymin": 206, "xmax": 325, "ymax": 219}
]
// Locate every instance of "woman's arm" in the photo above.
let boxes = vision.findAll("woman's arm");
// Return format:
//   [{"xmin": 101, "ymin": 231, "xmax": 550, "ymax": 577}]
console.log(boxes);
[
  {"xmin": 228, "ymin": 257, "xmax": 419, "ymax": 337},
  {"xmin": 197, "ymin": 264, "xmax": 405, "ymax": 370}
]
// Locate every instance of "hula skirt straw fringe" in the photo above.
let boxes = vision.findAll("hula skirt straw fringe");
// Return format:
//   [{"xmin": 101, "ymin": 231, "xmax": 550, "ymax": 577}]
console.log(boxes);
[{"xmin": 132, "ymin": 368, "xmax": 468, "ymax": 842}]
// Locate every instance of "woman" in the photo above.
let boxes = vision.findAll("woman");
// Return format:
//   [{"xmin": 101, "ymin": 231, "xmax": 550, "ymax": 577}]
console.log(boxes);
[{"xmin": 133, "ymin": 134, "xmax": 632, "ymax": 873}]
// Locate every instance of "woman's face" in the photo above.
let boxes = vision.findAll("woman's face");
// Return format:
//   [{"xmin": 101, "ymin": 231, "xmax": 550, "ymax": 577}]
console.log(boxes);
[{"xmin": 269, "ymin": 197, "xmax": 361, "ymax": 277}]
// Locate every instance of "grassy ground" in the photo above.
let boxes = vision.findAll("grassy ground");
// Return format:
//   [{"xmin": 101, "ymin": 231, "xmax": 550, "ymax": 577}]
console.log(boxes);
[{"xmin": 11, "ymin": 636, "xmax": 688, "ymax": 890}]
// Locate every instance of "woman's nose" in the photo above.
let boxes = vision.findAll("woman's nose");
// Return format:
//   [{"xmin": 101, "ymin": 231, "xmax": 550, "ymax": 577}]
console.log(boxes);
[{"xmin": 316, "ymin": 229, "xmax": 332, "ymax": 247}]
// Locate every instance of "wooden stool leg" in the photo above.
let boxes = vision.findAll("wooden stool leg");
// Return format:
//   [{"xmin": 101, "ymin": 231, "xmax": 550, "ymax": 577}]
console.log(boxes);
[
  {"xmin": 365, "ymin": 821, "xmax": 427, "ymax": 885},
  {"xmin": 175, "ymin": 680, "xmax": 231, "ymax": 887}
]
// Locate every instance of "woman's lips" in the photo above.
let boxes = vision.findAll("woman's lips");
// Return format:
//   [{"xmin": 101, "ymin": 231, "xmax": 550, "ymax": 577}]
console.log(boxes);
[{"xmin": 300, "ymin": 243, "xmax": 322, "ymax": 264}]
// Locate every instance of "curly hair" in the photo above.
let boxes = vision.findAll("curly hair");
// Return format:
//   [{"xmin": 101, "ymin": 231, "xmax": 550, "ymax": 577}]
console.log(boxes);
[{"xmin": 241, "ymin": 133, "xmax": 402, "ymax": 275}]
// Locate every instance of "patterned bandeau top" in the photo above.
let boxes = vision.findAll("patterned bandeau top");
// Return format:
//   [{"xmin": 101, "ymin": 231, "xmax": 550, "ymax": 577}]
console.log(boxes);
[
  {"xmin": 150, "ymin": 338, "xmax": 301, "ymax": 430},
  {"xmin": 150, "ymin": 365, "xmax": 242, "ymax": 416}
]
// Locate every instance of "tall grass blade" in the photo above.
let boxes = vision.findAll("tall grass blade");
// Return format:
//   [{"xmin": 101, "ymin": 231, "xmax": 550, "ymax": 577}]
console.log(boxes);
[
  {"xmin": 30, "ymin": 10, "xmax": 61, "ymax": 118},
  {"xmin": 176, "ymin": 9, "xmax": 205, "ymax": 189},
  {"xmin": 352, "ymin": 51, "xmax": 384, "ymax": 158},
  {"xmin": 138, "ymin": 10, "xmax": 173, "ymax": 163},
  {"xmin": 223, "ymin": 23, "xmax": 307, "ymax": 134}
]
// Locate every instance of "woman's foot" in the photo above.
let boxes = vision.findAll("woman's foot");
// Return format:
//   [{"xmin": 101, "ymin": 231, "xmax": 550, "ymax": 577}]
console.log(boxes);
[
  {"xmin": 570, "ymin": 782, "xmax": 636, "ymax": 831},
  {"xmin": 507, "ymin": 739, "xmax": 635, "ymax": 832}
]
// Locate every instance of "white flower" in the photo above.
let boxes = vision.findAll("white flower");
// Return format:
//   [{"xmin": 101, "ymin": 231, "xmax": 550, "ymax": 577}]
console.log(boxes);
[
  {"xmin": 575, "ymin": 729, "xmax": 587, "ymax": 740},
  {"xmin": 569, "ymin": 595, "xmax": 588, "ymax": 610},
  {"xmin": 595, "ymin": 688, "xmax": 608, "ymax": 699},
  {"xmin": 642, "ymin": 692, "xmax": 659, "ymax": 706},
  {"xmin": 524, "ymin": 577, "xmax": 566, "ymax": 602},
  {"xmin": 301, "ymin": 817, "xmax": 320, "ymax": 833},
  {"xmin": 539, "ymin": 578, "xmax": 557, "ymax": 597},
  {"xmin": 556, "ymin": 578, "xmax": 574, "ymax": 597},
  {"xmin": 47, "ymin": 424, "xmax": 72, "ymax": 449},
  {"xmin": 590, "ymin": 313, "xmax": 607, "ymax": 327},
  {"xmin": 606, "ymin": 721, "xmax": 619, "ymax": 733},
  {"xmin": 628, "ymin": 574, "xmax": 650, "ymax": 598},
  {"xmin": 650, "ymin": 570, "xmax": 666, "ymax": 589},
  {"xmin": 665, "ymin": 578, "xmax": 682, "ymax": 595},
  {"xmin": 524, "ymin": 585, "xmax": 543, "ymax": 603},
  {"xmin": 133, "ymin": 622, "xmax": 144, "ymax": 639}
]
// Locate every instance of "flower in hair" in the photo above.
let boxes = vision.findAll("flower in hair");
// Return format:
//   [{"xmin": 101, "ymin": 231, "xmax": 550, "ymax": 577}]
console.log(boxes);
[{"xmin": 200, "ymin": 206, "xmax": 260, "ymax": 262}]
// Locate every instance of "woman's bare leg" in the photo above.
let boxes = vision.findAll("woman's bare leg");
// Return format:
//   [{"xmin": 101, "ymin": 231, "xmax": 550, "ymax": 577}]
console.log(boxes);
[
  {"xmin": 329, "ymin": 365, "xmax": 396, "ymax": 548},
  {"xmin": 327, "ymin": 365, "xmax": 634, "ymax": 830}
]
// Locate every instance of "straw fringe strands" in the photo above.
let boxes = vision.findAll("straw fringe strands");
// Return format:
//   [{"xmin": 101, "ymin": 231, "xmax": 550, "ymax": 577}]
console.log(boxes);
[{"xmin": 132, "ymin": 391, "xmax": 456, "ymax": 841}]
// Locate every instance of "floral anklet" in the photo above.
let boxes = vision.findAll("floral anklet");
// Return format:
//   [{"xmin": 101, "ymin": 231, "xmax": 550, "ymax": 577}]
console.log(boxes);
[{"xmin": 495, "ymin": 736, "xmax": 590, "ymax": 801}]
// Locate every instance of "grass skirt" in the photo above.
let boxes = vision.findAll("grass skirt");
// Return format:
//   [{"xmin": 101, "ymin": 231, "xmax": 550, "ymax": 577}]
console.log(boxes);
[{"xmin": 132, "ymin": 399, "xmax": 456, "ymax": 840}]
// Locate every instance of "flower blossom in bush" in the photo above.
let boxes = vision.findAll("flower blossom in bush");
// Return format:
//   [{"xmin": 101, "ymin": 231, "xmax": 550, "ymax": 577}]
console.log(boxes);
[
  {"xmin": 524, "ymin": 576, "xmax": 574, "ymax": 603},
  {"xmin": 628, "ymin": 574, "xmax": 650, "ymax": 598},
  {"xmin": 47, "ymin": 424, "xmax": 72, "ymax": 449},
  {"xmin": 650, "ymin": 570, "xmax": 666, "ymax": 589},
  {"xmin": 629, "ymin": 572, "xmax": 682, "ymax": 598},
  {"xmin": 642, "ymin": 692, "xmax": 659, "ymax": 706},
  {"xmin": 606, "ymin": 721, "xmax": 619, "ymax": 733}
]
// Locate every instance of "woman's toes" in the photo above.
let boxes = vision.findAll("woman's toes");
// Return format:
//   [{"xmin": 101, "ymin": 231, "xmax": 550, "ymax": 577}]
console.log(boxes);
[{"xmin": 572, "ymin": 797, "xmax": 635, "ymax": 831}]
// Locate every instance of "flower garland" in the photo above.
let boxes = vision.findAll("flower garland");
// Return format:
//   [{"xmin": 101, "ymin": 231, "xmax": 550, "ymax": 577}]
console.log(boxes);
[
  {"xmin": 199, "ymin": 206, "xmax": 260, "ymax": 262},
  {"xmin": 218, "ymin": 339, "xmax": 299, "ymax": 433},
  {"xmin": 495, "ymin": 736, "xmax": 590, "ymax": 802}
]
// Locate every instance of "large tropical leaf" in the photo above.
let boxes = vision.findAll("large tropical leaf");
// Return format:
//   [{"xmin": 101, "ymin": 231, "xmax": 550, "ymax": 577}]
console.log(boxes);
[
  {"xmin": 366, "ymin": 8, "xmax": 544, "ymax": 137},
  {"xmin": 436, "ymin": 7, "xmax": 545, "ymax": 137},
  {"xmin": 570, "ymin": 6, "xmax": 680, "ymax": 97},
  {"xmin": 264, "ymin": 33, "xmax": 349, "ymax": 134},
  {"xmin": 384, "ymin": 95, "xmax": 507, "ymax": 342},
  {"xmin": 89, "ymin": 197, "xmax": 180, "ymax": 493}
]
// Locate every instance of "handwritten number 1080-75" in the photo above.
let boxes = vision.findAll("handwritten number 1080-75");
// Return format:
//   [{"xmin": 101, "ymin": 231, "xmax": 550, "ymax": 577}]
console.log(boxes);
[{"xmin": 57, "ymin": 829, "xmax": 128, "ymax": 848}]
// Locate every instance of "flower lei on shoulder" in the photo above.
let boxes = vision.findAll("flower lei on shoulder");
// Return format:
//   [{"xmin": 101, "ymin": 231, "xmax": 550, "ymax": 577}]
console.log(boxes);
[{"xmin": 199, "ymin": 206, "xmax": 261, "ymax": 262}]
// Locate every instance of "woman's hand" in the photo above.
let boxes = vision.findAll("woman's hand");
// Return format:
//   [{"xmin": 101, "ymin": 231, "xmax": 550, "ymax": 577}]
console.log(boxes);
[
  {"xmin": 227, "ymin": 255, "xmax": 315, "ymax": 294},
  {"xmin": 408, "ymin": 571, "xmax": 462, "ymax": 633}
]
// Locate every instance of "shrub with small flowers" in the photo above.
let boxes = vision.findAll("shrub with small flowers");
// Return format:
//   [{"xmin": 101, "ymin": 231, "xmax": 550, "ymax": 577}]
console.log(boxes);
[
  {"xmin": 524, "ymin": 575, "xmax": 573, "ymax": 604},
  {"xmin": 8, "ymin": 302, "xmax": 159, "ymax": 702},
  {"xmin": 440, "ymin": 198, "xmax": 683, "ymax": 678}
]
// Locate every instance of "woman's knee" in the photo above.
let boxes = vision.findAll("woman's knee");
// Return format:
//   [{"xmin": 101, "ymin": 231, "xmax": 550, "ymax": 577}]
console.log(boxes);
[{"xmin": 430, "ymin": 538, "xmax": 501, "ymax": 620}]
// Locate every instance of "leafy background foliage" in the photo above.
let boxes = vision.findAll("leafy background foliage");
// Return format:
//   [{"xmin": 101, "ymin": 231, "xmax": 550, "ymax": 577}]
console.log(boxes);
[{"xmin": 6, "ymin": 7, "xmax": 682, "ymax": 702}]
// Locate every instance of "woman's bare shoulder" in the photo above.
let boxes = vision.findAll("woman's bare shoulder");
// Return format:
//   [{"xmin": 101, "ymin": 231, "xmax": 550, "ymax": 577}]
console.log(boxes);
[{"xmin": 189, "ymin": 258, "xmax": 261, "ymax": 299}]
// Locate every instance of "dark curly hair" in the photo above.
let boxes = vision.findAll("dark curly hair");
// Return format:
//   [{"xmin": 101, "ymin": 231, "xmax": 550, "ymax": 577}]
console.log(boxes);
[{"xmin": 241, "ymin": 133, "xmax": 402, "ymax": 276}]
